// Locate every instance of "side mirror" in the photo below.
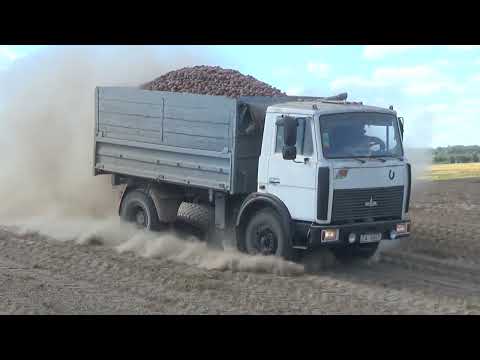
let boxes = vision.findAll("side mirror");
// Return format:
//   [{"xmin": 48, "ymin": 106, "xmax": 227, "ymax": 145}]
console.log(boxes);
[
  {"xmin": 276, "ymin": 116, "xmax": 298, "ymax": 160},
  {"xmin": 398, "ymin": 117, "xmax": 404, "ymax": 139}
]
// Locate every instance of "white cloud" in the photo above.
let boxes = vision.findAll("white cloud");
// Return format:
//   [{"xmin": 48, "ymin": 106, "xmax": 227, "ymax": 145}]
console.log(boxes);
[
  {"xmin": 459, "ymin": 98, "xmax": 480, "ymax": 106},
  {"xmin": 446, "ymin": 45, "xmax": 480, "ymax": 51},
  {"xmin": 432, "ymin": 113, "xmax": 480, "ymax": 146},
  {"xmin": 286, "ymin": 87, "xmax": 304, "ymax": 96},
  {"xmin": 307, "ymin": 62, "xmax": 330, "ymax": 77},
  {"xmin": 425, "ymin": 104, "xmax": 449, "ymax": 112},
  {"xmin": 471, "ymin": 73, "xmax": 480, "ymax": 81},
  {"xmin": 0, "ymin": 46, "xmax": 18, "ymax": 61},
  {"xmin": 331, "ymin": 75, "xmax": 381, "ymax": 90},
  {"xmin": 363, "ymin": 45, "xmax": 479, "ymax": 59},
  {"xmin": 331, "ymin": 65, "xmax": 435, "ymax": 90},
  {"xmin": 362, "ymin": 45, "xmax": 421, "ymax": 60},
  {"xmin": 331, "ymin": 65, "xmax": 463, "ymax": 96},
  {"xmin": 403, "ymin": 80, "xmax": 463, "ymax": 96},
  {"xmin": 407, "ymin": 100, "xmax": 480, "ymax": 147},
  {"xmin": 373, "ymin": 65, "xmax": 435, "ymax": 82}
]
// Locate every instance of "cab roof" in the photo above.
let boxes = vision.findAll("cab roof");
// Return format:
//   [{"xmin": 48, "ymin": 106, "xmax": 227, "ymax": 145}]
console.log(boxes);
[{"xmin": 267, "ymin": 100, "xmax": 396, "ymax": 117}]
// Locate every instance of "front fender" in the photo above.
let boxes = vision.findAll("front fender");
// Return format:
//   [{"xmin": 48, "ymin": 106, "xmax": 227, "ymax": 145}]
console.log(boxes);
[
  {"xmin": 117, "ymin": 184, "xmax": 129, "ymax": 215},
  {"xmin": 236, "ymin": 192, "xmax": 294, "ymax": 240}
]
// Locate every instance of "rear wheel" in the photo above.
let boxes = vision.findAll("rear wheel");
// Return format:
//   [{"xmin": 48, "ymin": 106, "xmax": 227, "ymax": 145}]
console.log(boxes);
[
  {"xmin": 243, "ymin": 208, "xmax": 293, "ymax": 260},
  {"xmin": 120, "ymin": 190, "xmax": 164, "ymax": 231},
  {"xmin": 175, "ymin": 202, "xmax": 212, "ymax": 240},
  {"xmin": 174, "ymin": 202, "xmax": 223, "ymax": 249},
  {"xmin": 331, "ymin": 242, "xmax": 379, "ymax": 263}
]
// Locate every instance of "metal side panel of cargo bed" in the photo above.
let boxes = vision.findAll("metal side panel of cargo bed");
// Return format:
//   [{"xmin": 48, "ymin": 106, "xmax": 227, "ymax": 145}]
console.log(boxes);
[{"xmin": 94, "ymin": 87, "xmax": 237, "ymax": 192}]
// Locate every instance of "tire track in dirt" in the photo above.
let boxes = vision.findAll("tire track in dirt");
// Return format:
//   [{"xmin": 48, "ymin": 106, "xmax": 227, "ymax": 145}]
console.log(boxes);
[
  {"xmin": 0, "ymin": 255, "xmax": 153, "ymax": 314},
  {"xmin": 404, "ymin": 178, "xmax": 480, "ymax": 264},
  {"xmin": 1, "ymin": 227, "xmax": 478, "ymax": 314}
]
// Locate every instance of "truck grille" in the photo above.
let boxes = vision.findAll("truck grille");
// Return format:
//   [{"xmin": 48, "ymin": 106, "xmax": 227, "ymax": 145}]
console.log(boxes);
[{"xmin": 331, "ymin": 186, "xmax": 404, "ymax": 223}]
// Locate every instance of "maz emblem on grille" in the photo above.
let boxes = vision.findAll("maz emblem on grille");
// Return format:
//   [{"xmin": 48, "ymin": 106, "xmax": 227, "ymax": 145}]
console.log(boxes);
[
  {"xmin": 364, "ymin": 196, "xmax": 378, "ymax": 207},
  {"xmin": 389, "ymin": 169, "xmax": 395, "ymax": 180}
]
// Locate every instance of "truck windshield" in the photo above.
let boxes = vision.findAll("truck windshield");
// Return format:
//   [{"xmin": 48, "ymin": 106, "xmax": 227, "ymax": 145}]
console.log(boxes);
[{"xmin": 319, "ymin": 112, "xmax": 403, "ymax": 159}]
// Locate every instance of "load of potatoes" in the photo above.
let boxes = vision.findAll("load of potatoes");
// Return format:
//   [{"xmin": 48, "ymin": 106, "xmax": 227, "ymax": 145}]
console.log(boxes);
[{"xmin": 141, "ymin": 65, "xmax": 286, "ymax": 97}]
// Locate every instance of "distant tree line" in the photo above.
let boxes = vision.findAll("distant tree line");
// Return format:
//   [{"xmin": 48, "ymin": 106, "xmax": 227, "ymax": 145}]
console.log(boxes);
[{"xmin": 433, "ymin": 145, "xmax": 480, "ymax": 164}]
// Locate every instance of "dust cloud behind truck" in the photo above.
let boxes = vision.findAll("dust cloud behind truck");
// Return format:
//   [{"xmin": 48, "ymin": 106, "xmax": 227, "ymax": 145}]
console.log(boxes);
[{"xmin": 93, "ymin": 87, "xmax": 411, "ymax": 261}]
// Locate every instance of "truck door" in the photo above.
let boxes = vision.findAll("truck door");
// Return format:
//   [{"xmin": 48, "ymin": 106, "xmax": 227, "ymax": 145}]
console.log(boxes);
[{"xmin": 266, "ymin": 116, "xmax": 318, "ymax": 222}]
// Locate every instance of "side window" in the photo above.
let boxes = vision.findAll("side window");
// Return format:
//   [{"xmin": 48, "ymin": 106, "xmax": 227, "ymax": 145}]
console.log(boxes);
[
  {"xmin": 275, "ymin": 124, "xmax": 285, "ymax": 153},
  {"xmin": 275, "ymin": 117, "xmax": 314, "ymax": 156},
  {"xmin": 302, "ymin": 120, "xmax": 313, "ymax": 156},
  {"xmin": 387, "ymin": 126, "xmax": 400, "ymax": 152}
]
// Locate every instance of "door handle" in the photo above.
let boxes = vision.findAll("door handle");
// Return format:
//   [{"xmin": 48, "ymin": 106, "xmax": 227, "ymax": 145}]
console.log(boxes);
[{"xmin": 269, "ymin": 178, "xmax": 280, "ymax": 184}]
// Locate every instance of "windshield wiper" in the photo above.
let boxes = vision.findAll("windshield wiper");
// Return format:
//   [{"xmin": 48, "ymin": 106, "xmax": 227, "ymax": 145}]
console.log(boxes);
[
  {"xmin": 345, "ymin": 157, "xmax": 366, "ymax": 164},
  {"xmin": 368, "ymin": 156, "xmax": 387, "ymax": 163},
  {"xmin": 376, "ymin": 155, "xmax": 404, "ymax": 161}
]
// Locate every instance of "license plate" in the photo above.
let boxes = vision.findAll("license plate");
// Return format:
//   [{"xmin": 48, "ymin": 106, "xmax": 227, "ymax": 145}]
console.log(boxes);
[{"xmin": 360, "ymin": 233, "xmax": 382, "ymax": 243}]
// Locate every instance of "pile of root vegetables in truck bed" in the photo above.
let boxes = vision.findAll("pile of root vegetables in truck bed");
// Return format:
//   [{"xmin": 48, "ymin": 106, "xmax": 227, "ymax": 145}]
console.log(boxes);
[{"xmin": 141, "ymin": 65, "xmax": 286, "ymax": 97}]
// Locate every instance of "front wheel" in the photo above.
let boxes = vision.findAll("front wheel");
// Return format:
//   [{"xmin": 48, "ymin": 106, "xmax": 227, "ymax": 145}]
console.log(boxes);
[{"xmin": 243, "ymin": 208, "xmax": 293, "ymax": 260}]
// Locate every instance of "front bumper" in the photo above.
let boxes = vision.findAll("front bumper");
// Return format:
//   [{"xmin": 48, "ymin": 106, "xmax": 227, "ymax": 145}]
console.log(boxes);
[{"xmin": 306, "ymin": 219, "xmax": 410, "ymax": 248}]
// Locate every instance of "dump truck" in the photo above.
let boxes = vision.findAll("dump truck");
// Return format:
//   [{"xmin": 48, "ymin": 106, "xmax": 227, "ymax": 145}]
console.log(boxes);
[{"xmin": 93, "ymin": 87, "xmax": 411, "ymax": 261}]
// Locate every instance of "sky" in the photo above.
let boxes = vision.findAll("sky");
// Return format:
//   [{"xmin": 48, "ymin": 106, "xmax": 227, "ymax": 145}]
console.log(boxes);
[{"xmin": 1, "ymin": 45, "xmax": 479, "ymax": 148}]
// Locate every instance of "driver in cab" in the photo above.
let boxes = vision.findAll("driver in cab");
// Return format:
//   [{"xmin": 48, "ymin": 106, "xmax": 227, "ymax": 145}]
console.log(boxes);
[
  {"xmin": 346, "ymin": 124, "xmax": 374, "ymax": 154},
  {"xmin": 328, "ymin": 124, "xmax": 385, "ymax": 157}
]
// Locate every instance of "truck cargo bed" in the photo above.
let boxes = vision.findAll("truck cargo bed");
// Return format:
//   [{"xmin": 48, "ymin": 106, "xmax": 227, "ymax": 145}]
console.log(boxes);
[{"xmin": 93, "ymin": 87, "xmax": 327, "ymax": 194}]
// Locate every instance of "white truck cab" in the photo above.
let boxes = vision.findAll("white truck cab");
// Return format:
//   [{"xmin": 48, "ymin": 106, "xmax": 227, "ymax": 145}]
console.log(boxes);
[{"xmin": 255, "ymin": 100, "xmax": 411, "ymax": 258}]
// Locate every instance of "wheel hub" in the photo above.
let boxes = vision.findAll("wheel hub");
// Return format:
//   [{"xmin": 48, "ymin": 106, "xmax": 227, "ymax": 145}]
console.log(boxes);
[
  {"xmin": 256, "ymin": 227, "xmax": 277, "ymax": 255},
  {"xmin": 135, "ymin": 209, "xmax": 146, "ymax": 228}
]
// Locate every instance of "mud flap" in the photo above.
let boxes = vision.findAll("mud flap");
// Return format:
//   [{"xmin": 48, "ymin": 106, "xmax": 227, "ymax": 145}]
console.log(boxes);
[
  {"xmin": 148, "ymin": 186, "xmax": 183, "ymax": 223},
  {"xmin": 206, "ymin": 209, "xmax": 224, "ymax": 250}
]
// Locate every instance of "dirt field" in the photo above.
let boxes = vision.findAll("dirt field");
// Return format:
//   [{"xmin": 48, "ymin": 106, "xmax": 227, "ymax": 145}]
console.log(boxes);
[
  {"xmin": 392, "ymin": 177, "xmax": 480, "ymax": 265},
  {"xmin": 1, "ymin": 225, "xmax": 480, "ymax": 315},
  {"xmin": 1, "ymin": 177, "xmax": 479, "ymax": 314}
]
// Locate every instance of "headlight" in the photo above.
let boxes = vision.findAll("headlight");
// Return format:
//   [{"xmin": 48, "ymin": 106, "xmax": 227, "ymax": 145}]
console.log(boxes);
[
  {"xmin": 396, "ymin": 223, "xmax": 409, "ymax": 234},
  {"xmin": 321, "ymin": 229, "xmax": 339, "ymax": 242}
]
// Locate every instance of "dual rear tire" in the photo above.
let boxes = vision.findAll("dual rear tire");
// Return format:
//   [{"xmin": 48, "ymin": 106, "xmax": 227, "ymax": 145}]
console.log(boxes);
[
  {"xmin": 120, "ymin": 191, "xmax": 211, "ymax": 240},
  {"xmin": 175, "ymin": 202, "xmax": 212, "ymax": 240},
  {"xmin": 120, "ymin": 190, "xmax": 164, "ymax": 231}
]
